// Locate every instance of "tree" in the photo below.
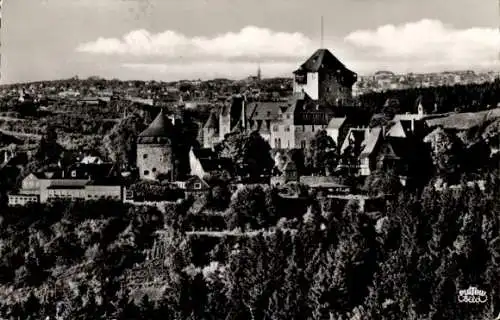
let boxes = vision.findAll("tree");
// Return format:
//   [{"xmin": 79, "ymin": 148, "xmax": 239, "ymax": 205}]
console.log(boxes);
[
  {"xmin": 424, "ymin": 127, "xmax": 465, "ymax": 182},
  {"xmin": 23, "ymin": 292, "xmax": 41, "ymax": 318},
  {"xmin": 103, "ymin": 113, "xmax": 146, "ymax": 167},
  {"xmin": 218, "ymin": 131, "xmax": 274, "ymax": 181},
  {"xmin": 34, "ymin": 125, "xmax": 65, "ymax": 165},
  {"xmin": 363, "ymin": 170, "xmax": 402, "ymax": 197},
  {"xmin": 305, "ymin": 130, "xmax": 338, "ymax": 175},
  {"xmin": 138, "ymin": 295, "xmax": 155, "ymax": 319},
  {"xmin": 226, "ymin": 185, "xmax": 275, "ymax": 231},
  {"xmin": 339, "ymin": 135, "xmax": 362, "ymax": 177}
]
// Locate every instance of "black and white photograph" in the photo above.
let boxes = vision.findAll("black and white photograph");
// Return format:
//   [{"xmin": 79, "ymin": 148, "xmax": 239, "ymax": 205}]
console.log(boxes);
[{"xmin": 0, "ymin": 0, "xmax": 499, "ymax": 318}]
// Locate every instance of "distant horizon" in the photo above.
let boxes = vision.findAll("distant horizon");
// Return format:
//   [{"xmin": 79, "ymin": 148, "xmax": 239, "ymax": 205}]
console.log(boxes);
[{"xmin": 1, "ymin": 67, "xmax": 499, "ymax": 86}]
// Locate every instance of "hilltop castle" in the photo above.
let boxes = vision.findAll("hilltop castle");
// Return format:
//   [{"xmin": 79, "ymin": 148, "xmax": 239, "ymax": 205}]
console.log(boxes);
[{"xmin": 203, "ymin": 48, "xmax": 358, "ymax": 150}]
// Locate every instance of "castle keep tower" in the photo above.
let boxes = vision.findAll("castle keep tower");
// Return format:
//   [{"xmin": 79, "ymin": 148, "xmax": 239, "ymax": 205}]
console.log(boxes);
[
  {"xmin": 293, "ymin": 49, "xmax": 357, "ymax": 106},
  {"xmin": 137, "ymin": 109, "xmax": 175, "ymax": 180}
]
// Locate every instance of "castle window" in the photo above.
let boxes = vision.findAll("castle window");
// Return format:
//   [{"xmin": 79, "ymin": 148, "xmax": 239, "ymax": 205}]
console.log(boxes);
[
  {"xmin": 286, "ymin": 114, "xmax": 290, "ymax": 119},
  {"xmin": 273, "ymin": 125, "xmax": 278, "ymax": 132},
  {"xmin": 144, "ymin": 170, "xmax": 150, "ymax": 176},
  {"xmin": 143, "ymin": 154, "xmax": 148, "ymax": 159},
  {"xmin": 152, "ymin": 168, "xmax": 157, "ymax": 172},
  {"xmin": 295, "ymin": 74, "xmax": 307, "ymax": 84},
  {"xmin": 312, "ymin": 125, "xmax": 315, "ymax": 132},
  {"xmin": 194, "ymin": 183, "xmax": 202, "ymax": 190},
  {"xmin": 285, "ymin": 126, "xmax": 290, "ymax": 132},
  {"xmin": 267, "ymin": 111, "xmax": 271, "ymax": 116}
]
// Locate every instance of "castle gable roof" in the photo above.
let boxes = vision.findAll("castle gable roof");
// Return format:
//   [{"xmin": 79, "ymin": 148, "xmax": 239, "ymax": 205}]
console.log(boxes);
[
  {"xmin": 295, "ymin": 49, "xmax": 346, "ymax": 73},
  {"xmin": 247, "ymin": 102, "xmax": 281, "ymax": 121},
  {"xmin": 294, "ymin": 48, "xmax": 357, "ymax": 86},
  {"xmin": 327, "ymin": 117, "xmax": 347, "ymax": 129},
  {"xmin": 204, "ymin": 112, "xmax": 218, "ymax": 130},
  {"xmin": 360, "ymin": 128, "xmax": 382, "ymax": 157}
]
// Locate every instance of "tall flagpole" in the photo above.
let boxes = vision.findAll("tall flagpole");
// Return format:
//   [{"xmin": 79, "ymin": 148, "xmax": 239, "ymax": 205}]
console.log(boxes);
[{"xmin": 321, "ymin": 16, "xmax": 324, "ymax": 48}]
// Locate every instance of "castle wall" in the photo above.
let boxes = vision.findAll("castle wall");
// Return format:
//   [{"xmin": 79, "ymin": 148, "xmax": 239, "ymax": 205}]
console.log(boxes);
[
  {"xmin": 270, "ymin": 120, "xmax": 295, "ymax": 149},
  {"xmin": 137, "ymin": 143, "xmax": 173, "ymax": 180},
  {"xmin": 318, "ymin": 72, "xmax": 353, "ymax": 106},
  {"xmin": 294, "ymin": 125, "xmax": 324, "ymax": 150}
]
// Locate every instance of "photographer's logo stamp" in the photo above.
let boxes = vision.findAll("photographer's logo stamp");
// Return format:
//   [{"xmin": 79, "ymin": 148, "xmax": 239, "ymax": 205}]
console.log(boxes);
[{"xmin": 457, "ymin": 286, "xmax": 488, "ymax": 304}]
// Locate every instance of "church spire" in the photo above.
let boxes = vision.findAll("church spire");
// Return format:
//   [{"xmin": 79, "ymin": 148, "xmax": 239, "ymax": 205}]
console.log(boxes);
[{"xmin": 257, "ymin": 63, "xmax": 262, "ymax": 81}]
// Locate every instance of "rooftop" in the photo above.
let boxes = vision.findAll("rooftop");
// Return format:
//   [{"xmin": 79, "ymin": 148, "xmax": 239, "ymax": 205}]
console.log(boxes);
[
  {"xmin": 138, "ymin": 109, "xmax": 174, "ymax": 138},
  {"xmin": 295, "ymin": 49, "xmax": 347, "ymax": 73}
]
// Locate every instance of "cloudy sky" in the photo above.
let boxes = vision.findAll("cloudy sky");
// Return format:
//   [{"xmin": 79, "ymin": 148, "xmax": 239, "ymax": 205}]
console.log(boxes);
[{"xmin": 2, "ymin": 0, "xmax": 499, "ymax": 83}]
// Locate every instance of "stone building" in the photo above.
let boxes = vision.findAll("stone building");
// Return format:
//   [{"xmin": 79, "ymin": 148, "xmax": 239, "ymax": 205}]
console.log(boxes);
[
  {"xmin": 136, "ymin": 109, "xmax": 175, "ymax": 180},
  {"xmin": 217, "ymin": 48, "xmax": 358, "ymax": 150},
  {"xmin": 292, "ymin": 48, "xmax": 357, "ymax": 106},
  {"xmin": 219, "ymin": 95, "xmax": 247, "ymax": 140}
]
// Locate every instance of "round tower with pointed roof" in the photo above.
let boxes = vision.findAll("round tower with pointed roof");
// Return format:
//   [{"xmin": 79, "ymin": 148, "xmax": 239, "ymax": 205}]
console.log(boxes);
[{"xmin": 137, "ymin": 109, "xmax": 175, "ymax": 180}]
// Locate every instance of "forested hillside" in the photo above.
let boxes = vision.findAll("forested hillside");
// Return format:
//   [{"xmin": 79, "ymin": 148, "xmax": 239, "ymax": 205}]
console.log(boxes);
[{"xmin": 0, "ymin": 169, "xmax": 498, "ymax": 319}]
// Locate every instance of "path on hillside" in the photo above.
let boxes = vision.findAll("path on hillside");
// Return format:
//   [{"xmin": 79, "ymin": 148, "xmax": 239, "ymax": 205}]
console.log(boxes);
[
  {"xmin": 185, "ymin": 228, "xmax": 298, "ymax": 237},
  {"xmin": 0, "ymin": 129, "xmax": 42, "ymax": 140},
  {"xmin": 0, "ymin": 116, "xmax": 27, "ymax": 121}
]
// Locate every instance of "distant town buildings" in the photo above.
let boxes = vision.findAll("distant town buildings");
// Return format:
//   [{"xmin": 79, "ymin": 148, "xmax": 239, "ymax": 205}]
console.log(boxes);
[{"xmin": 354, "ymin": 70, "xmax": 498, "ymax": 95}]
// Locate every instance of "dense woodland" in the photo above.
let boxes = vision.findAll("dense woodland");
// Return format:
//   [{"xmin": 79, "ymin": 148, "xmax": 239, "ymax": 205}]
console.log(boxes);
[
  {"xmin": 358, "ymin": 79, "xmax": 500, "ymax": 115},
  {"xmin": 0, "ymin": 169, "xmax": 498, "ymax": 319}
]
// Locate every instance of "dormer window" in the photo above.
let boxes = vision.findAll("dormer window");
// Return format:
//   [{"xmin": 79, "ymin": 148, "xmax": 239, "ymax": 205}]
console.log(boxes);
[{"xmin": 295, "ymin": 73, "xmax": 307, "ymax": 85}]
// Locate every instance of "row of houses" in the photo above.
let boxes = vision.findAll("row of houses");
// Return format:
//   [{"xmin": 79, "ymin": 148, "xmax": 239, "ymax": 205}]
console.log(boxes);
[{"xmin": 8, "ymin": 161, "xmax": 211, "ymax": 207}]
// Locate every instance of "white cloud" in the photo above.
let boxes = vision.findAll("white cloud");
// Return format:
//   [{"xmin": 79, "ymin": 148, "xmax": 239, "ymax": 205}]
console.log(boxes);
[
  {"xmin": 76, "ymin": 19, "xmax": 500, "ymax": 79},
  {"xmin": 344, "ymin": 19, "xmax": 500, "ymax": 71},
  {"xmin": 76, "ymin": 26, "xmax": 315, "ymax": 60}
]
